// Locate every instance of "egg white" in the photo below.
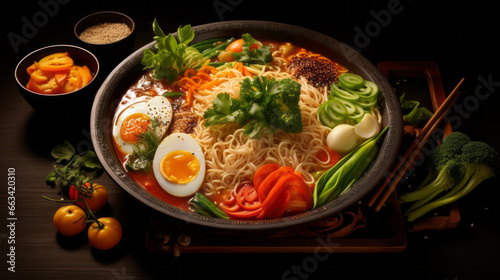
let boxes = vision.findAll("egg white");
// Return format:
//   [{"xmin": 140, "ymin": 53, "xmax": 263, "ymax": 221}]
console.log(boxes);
[
  {"xmin": 152, "ymin": 133, "xmax": 206, "ymax": 197},
  {"xmin": 113, "ymin": 95, "xmax": 173, "ymax": 154}
]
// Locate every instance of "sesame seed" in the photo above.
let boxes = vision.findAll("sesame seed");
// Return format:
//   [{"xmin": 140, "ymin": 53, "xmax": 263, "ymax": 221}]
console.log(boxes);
[{"xmin": 79, "ymin": 22, "xmax": 131, "ymax": 44}]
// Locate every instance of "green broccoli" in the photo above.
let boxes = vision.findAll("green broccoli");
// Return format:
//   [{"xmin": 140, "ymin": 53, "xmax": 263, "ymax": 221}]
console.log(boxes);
[
  {"xmin": 412, "ymin": 132, "xmax": 470, "ymax": 189},
  {"xmin": 399, "ymin": 159, "xmax": 465, "ymax": 204},
  {"xmin": 266, "ymin": 78, "xmax": 303, "ymax": 133},
  {"xmin": 400, "ymin": 132, "xmax": 499, "ymax": 222}
]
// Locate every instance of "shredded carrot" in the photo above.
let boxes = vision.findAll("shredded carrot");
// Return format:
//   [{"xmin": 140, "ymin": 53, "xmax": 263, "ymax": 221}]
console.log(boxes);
[
  {"xmin": 231, "ymin": 62, "xmax": 252, "ymax": 77},
  {"xmin": 178, "ymin": 65, "xmax": 222, "ymax": 107},
  {"xmin": 184, "ymin": 68, "xmax": 197, "ymax": 78},
  {"xmin": 333, "ymin": 62, "xmax": 349, "ymax": 73}
]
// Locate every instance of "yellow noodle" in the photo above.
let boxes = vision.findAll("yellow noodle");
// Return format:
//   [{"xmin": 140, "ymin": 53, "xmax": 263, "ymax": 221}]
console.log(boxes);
[{"xmin": 191, "ymin": 55, "xmax": 334, "ymax": 196}]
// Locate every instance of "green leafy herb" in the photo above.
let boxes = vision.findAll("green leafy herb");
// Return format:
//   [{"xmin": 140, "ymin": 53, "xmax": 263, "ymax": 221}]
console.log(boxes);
[
  {"xmin": 46, "ymin": 140, "xmax": 103, "ymax": 192},
  {"xmin": 141, "ymin": 19, "xmax": 206, "ymax": 83},
  {"xmin": 231, "ymin": 33, "xmax": 272, "ymax": 65},
  {"xmin": 203, "ymin": 76, "xmax": 303, "ymax": 138},
  {"xmin": 399, "ymin": 93, "xmax": 434, "ymax": 125},
  {"xmin": 126, "ymin": 123, "xmax": 162, "ymax": 171}
]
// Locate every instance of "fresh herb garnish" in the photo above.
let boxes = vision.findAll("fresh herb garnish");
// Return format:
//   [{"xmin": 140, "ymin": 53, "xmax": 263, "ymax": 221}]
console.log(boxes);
[
  {"xmin": 141, "ymin": 19, "xmax": 206, "ymax": 83},
  {"xmin": 204, "ymin": 76, "xmax": 303, "ymax": 138},
  {"xmin": 45, "ymin": 140, "xmax": 103, "ymax": 192},
  {"xmin": 125, "ymin": 121, "xmax": 162, "ymax": 171},
  {"xmin": 231, "ymin": 33, "xmax": 272, "ymax": 65}
]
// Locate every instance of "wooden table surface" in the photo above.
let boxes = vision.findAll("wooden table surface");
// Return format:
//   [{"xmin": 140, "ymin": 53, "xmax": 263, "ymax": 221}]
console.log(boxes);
[{"xmin": 2, "ymin": 1, "xmax": 500, "ymax": 279}]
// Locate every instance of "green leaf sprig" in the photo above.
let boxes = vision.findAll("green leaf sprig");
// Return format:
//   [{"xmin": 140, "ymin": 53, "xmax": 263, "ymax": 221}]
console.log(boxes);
[
  {"xmin": 231, "ymin": 33, "xmax": 272, "ymax": 65},
  {"xmin": 141, "ymin": 19, "xmax": 206, "ymax": 83},
  {"xmin": 45, "ymin": 140, "xmax": 103, "ymax": 193}
]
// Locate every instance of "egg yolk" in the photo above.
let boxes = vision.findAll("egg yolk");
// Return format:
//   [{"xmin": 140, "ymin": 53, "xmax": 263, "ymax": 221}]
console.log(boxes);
[
  {"xmin": 159, "ymin": 151, "xmax": 200, "ymax": 184},
  {"xmin": 120, "ymin": 113, "xmax": 151, "ymax": 144}
]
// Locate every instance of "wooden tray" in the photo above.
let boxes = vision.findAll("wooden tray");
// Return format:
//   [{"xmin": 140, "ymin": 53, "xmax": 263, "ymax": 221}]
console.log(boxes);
[
  {"xmin": 377, "ymin": 61, "xmax": 460, "ymax": 232},
  {"xmin": 145, "ymin": 192, "xmax": 407, "ymax": 255}
]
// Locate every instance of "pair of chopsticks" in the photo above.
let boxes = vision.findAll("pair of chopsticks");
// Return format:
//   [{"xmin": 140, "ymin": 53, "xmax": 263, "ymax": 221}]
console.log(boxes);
[{"xmin": 367, "ymin": 78, "xmax": 465, "ymax": 212}]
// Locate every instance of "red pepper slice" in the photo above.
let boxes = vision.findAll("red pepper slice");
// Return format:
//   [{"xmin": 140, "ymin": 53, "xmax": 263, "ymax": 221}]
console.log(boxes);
[
  {"xmin": 235, "ymin": 184, "xmax": 262, "ymax": 210},
  {"xmin": 257, "ymin": 166, "xmax": 295, "ymax": 202},
  {"xmin": 257, "ymin": 173, "xmax": 313, "ymax": 219},
  {"xmin": 225, "ymin": 208, "xmax": 262, "ymax": 219},
  {"xmin": 253, "ymin": 163, "xmax": 279, "ymax": 192}
]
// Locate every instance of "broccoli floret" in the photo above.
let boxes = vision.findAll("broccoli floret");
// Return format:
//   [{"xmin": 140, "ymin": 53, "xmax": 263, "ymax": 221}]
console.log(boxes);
[
  {"xmin": 429, "ymin": 132, "xmax": 471, "ymax": 169},
  {"xmin": 440, "ymin": 131, "xmax": 471, "ymax": 155},
  {"xmin": 266, "ymin": 78, "xmax": 303, "ymax": 133},
  {"xmin": 403, "ymin": 137, "xmax": 499, "ymax": 222},
  {"xmin": 416, "ymin": 132, "xmax": 471, "ymax": 190}
]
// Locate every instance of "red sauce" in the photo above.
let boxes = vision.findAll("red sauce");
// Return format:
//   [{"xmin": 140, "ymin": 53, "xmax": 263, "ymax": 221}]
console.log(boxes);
[{"xmin": 114, "ymin": 144, "xmax": 192, "ymax": 211}]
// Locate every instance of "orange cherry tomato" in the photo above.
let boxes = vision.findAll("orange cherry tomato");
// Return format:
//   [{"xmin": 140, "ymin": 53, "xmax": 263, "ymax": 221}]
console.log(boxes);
[
  {"xmin": 29, "ymin": 69, "xmax": 50, "ymax": 83},
  {"xmin": 26, "ymin": 63, "xmax": 38, "ymax": 75},
  {"xmin": 62, "ymin": 65, "xmax": 93, "ymax": 93},
  {"xmin": 226, "ymin": 38, "xmax": 259, "ymax": 53},
  {"xmin": 88, "ymin": 217, "xmax": 122, "ymax": 250},
  {"xmin": 53, "ymin": 205, "xmax": 86, "ymax": 237},
  {"xmin": 26, "ymin": 53, "xmax": 93, "ymax": 95},
  {"xmin": 69, "ymin": 183, "xmax": 108, "ymax": 212},
  {"xmin": 37, "ymin": 52, "xmax": 74, "ymax": 72},
  {"xmin": 54, "ymin": 72, "xmax": 69, "ymax": 85},
  {"xmin": 27, "ymin": 74, "xmax": 61, "ymax": 94}
]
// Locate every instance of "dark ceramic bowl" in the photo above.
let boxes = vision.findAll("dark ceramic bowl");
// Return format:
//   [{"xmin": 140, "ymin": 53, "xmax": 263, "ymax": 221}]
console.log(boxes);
[
  {"xmin": 15, "ymin": 44, "xmax": 99, "ymax": 114},
  {"xmin": 91, "ymin": 21, "xmax": 403, "ymax": 232},
  {"xmin": 74, "ymin": 11, "xmax": 135, "ymax": 71}
]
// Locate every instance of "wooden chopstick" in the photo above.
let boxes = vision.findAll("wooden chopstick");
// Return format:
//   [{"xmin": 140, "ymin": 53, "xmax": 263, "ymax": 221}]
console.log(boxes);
[{"xmin": 367, "ymin": 78, "xmax": 465, "ymax": 211}]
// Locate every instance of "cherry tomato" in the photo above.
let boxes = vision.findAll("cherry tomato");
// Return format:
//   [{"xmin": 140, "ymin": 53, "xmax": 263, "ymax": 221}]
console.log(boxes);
[
  {"xmin": 37, "ymin": 52, "xmax": 74, "ymax": 72},
  {"xmin": 69, "ymin": 183, "xmax": 108, "ymax": 212},
  {"xmin": 53, "ymin": 205, "xmax": 86, "ymax": 236},
  {"xmin": 87, "ymin": 217, "xmax": 122, "ymax": 250},
  {"xmin": 226, "ymin": 38, "xmax": 259, "ymax": 53},
  {"xmin": 62, "ymin": 65, "xmax": 93, "ymax": 93},
  {"xmin": 26, "ymin": 63, "xmax": 38, "ymax": 75},
  {"xmin": 26, "ymin": 74, "xmax": 61, "ymax": 94},
  {"xmin": 25, "ymin": 53, "xmax": 92, "ymax": 95}
]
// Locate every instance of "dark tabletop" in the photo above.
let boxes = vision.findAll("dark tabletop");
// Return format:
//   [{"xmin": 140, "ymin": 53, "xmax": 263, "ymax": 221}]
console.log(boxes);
[{"xmin": 1, "ymin": 0, "xmax": 500, "ymax": 279}]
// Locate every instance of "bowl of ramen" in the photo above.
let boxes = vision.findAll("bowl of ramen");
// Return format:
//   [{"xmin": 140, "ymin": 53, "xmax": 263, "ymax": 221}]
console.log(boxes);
[{"xmin": 91, "ymin": 20, "xmax": 403, "ymax": 231}]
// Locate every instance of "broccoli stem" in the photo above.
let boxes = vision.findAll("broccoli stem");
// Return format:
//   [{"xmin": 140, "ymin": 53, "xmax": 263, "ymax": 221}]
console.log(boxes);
[
  {"xmin": 404, "ymin": 187, "xmax": 443, "ymax": 214},
  {"xmin": 405, "ymin": 167, "xmax": 487, "ymax": 222},
  {"xmin": 399, "ymin": 170, "xmax": 448, "ymax": 203}
]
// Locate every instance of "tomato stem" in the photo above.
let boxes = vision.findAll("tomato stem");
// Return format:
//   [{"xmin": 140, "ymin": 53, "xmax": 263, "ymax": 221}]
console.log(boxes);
[{"xmin": 81, "ymin": 195, "xmax": 105, "ymax": 229}]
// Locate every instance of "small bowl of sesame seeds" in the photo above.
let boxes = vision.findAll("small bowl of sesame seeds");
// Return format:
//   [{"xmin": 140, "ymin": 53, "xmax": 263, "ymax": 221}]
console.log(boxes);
[{"xmin": 74, "ymin": 11, "xmax": 135, "ymax": 71}]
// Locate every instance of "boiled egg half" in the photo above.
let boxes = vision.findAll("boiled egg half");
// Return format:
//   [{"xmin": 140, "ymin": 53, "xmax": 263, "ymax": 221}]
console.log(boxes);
[
  {"xmin": 153, "ymin": 133, "xmax": 206, "ymax": 197},
  {"xmin": 113, "ymin": 95, "xmax": 173, "ymax": 154}
]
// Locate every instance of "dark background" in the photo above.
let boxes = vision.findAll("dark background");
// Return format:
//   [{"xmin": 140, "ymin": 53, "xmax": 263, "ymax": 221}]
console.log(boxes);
[{"xmin": 1, "ymin": 0, "xmax": 500, "ymax": 279}]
